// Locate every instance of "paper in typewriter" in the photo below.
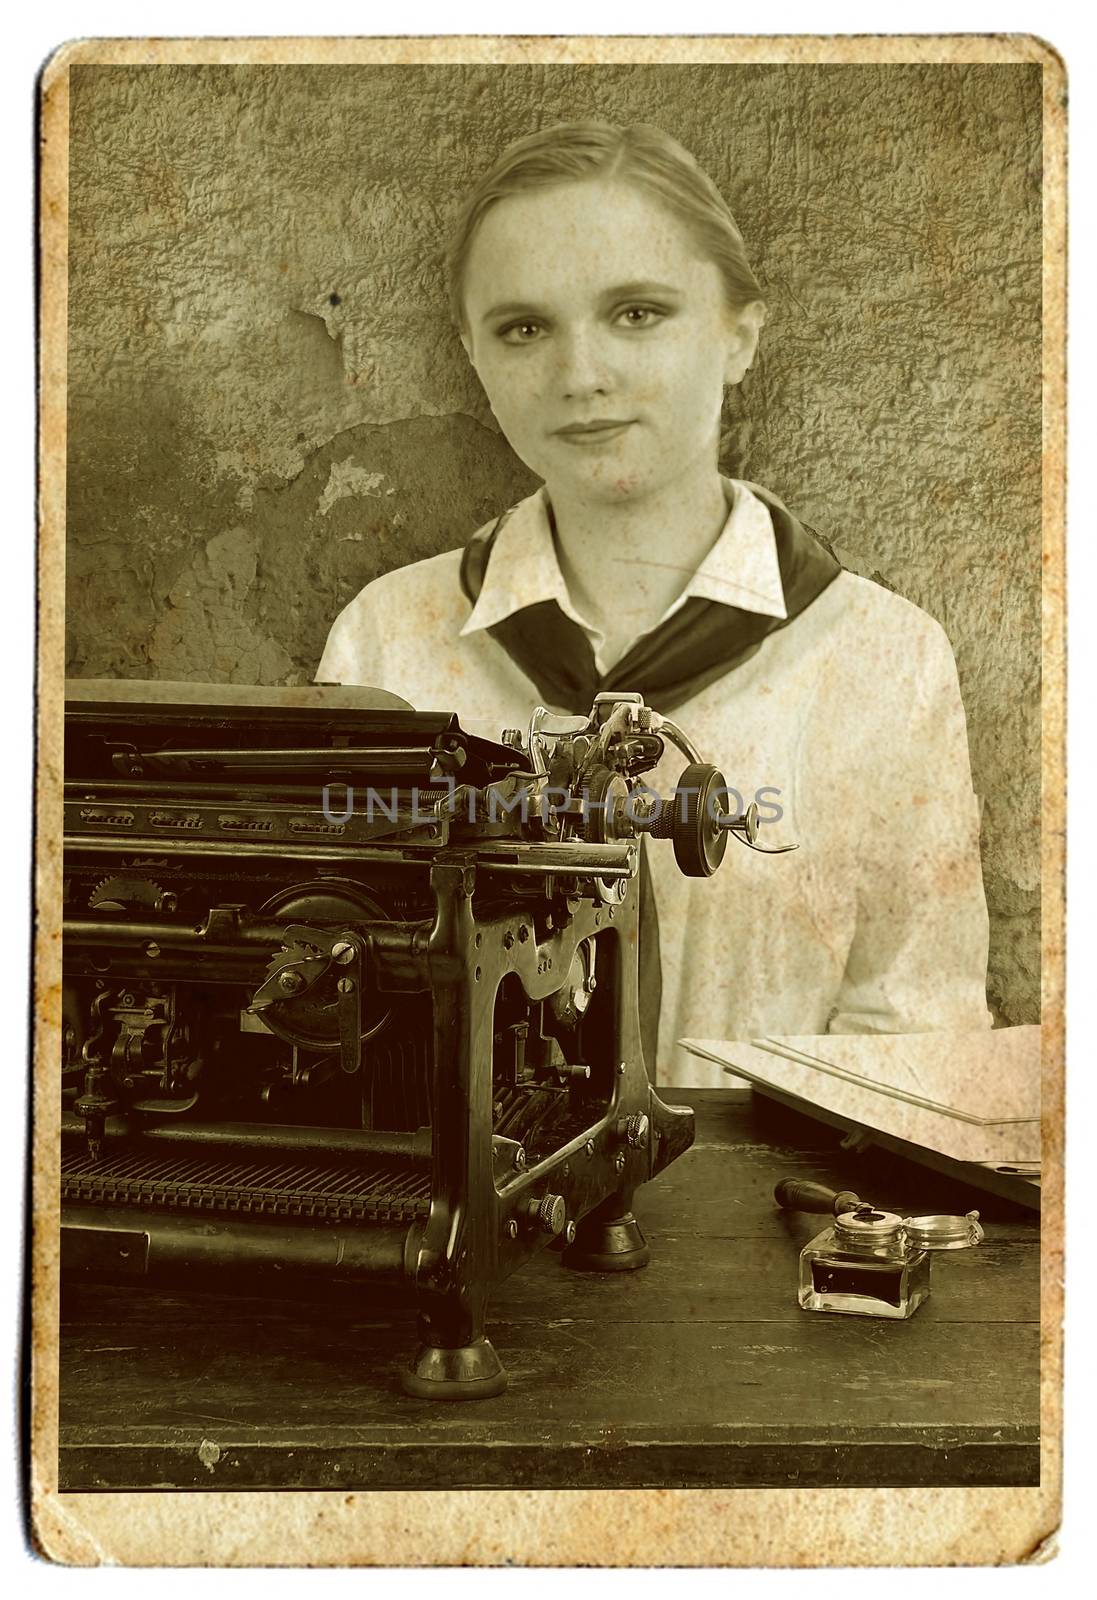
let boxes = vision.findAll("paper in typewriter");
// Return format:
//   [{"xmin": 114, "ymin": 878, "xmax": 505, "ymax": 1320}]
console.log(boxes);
[{"xmin": 31, "ymin": 31, "xmax": 1065, "ymax": 1573}]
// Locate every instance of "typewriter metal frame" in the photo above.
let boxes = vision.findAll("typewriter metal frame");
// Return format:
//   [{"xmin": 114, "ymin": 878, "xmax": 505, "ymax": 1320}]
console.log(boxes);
[{"xmin": 61, "ymin": 681, "xmax": 738, "ymax": 1399}]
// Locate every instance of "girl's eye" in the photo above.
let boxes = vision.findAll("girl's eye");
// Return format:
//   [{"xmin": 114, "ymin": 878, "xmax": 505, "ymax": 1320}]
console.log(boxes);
[
  {"xmin": 498, "ymin": 320, "xmax": 545, "ymax": 344},
  {"xmin": 617, "ymin": 305, "xmax": 665, "ymax": 328}
]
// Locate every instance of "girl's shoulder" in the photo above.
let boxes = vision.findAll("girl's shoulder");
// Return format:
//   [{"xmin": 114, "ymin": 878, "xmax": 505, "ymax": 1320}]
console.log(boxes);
[
  {"xmin": 826, "ymin": 569, "xmax": 956, "ymax": 663},
  {"xmin": 738, "ymin": 478, "xmax": 954, "ymax": 661},
  {"xmin": 827, "ymin": 568, "xmax": 949, "ymax": 638},
  {"xmin": 317, "ymin": 543, "xmax": 478, "ymax": 688},
  {"xmin": 806, "ymin": 570, "xmax": 963, "ymax": 719},
  {"xmin": 331, "ymin": 544, "xmax": 470, "ymax": 631}
]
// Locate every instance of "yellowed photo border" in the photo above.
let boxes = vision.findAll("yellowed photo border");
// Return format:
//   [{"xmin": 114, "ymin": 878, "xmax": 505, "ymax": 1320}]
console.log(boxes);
[{"xmin": 33, "ymin": 32, "xmax": 1065, "ymax": 1567}]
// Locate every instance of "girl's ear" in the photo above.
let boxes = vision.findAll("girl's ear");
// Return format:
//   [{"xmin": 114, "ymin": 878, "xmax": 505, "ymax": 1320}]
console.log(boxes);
[{"xmin": 723, "ymin": 301, "xmax": 766, "ymax": 387}]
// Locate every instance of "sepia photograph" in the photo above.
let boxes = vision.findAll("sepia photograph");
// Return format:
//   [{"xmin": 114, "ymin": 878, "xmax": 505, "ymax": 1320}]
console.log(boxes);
[{"xmin": 33, "ymin": 32, "xmax": 1063, "ymax": 1567}]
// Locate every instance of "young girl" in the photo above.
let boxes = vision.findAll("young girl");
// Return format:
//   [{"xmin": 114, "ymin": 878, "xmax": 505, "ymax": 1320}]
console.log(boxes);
[{"xmin": 317, "ymin": 122, "xmax": 992, "ymax": 1086}]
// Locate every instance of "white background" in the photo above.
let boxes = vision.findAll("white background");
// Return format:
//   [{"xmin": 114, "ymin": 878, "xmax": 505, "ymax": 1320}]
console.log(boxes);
[{"xmin": 3, "ymin": 1, "xmax": 1091, "ymax": 1591}]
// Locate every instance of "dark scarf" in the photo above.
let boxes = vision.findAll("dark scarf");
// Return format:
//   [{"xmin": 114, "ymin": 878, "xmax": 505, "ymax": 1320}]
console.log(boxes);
[
  {"xmin": 459, "ymin": 481, "xmax": 841, "ymax": 716},
  {"xmin": 460, "ymin": 482, "xmax": 841, "ymax": 1075}
]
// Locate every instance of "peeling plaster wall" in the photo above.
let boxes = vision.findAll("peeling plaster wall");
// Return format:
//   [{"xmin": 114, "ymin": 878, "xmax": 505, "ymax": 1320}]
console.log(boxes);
[{"xmin": 65, "ymin": 63, "xmax": 1043, "ymax": 1024}]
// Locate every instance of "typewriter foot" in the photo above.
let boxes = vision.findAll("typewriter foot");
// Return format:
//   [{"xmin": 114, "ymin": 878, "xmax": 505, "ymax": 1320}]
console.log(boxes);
[
  {"xmin": 402, "ymin": 1336, "xmax": 508, "ymax": 1401},
  {"xmin": 562, "ymin": 1199, "xmax": 650, "ymax": 1273}
]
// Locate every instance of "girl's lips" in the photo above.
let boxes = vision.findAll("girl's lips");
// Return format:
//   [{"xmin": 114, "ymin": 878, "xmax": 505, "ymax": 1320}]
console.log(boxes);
[{"xmin": 554, "ymin": 421, "xmax": 634, "ymax": 445}]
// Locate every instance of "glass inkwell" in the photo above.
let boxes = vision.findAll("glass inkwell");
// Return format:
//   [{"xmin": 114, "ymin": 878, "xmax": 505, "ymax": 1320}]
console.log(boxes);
[{"xmin": 775, "ymin": 1179, "xmax": 984, "ymax": 1320}]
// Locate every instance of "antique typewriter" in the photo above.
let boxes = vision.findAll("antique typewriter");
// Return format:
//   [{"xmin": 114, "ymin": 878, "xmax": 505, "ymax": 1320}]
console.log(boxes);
[{"xmin": 61, "ymin": 680, "xmax": 753, "ymax": 1398}]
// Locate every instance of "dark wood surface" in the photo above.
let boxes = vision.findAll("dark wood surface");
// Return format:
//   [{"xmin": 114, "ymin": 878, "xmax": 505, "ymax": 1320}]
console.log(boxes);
[{"xmin": 58, "ymin": 1089, "xmax": 1041, "ymax": 1491}]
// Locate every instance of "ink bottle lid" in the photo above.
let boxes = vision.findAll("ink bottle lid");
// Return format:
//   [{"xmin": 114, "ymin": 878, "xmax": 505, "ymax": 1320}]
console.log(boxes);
[{"xmin": 904, "ymin": 1211, "xmax": 984, "ymax": 1251}]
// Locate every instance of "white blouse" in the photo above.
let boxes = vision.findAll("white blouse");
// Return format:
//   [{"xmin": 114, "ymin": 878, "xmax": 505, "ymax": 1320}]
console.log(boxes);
[{"xmin": 317, "ymin": 478, "xmax": 992, "ymax": 1087}]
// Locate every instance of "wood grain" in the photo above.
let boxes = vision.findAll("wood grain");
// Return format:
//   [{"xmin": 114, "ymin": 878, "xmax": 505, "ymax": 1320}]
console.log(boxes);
[{"xmin": 58, "ymin": 1089, "xmax": 1040, "ymax": 1490}]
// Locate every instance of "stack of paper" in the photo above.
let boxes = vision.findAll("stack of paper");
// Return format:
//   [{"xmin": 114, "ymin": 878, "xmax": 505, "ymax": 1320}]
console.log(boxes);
[{"xmin": 680, "ymin": 1028, "xmax": 1040, "ymax": 1170}]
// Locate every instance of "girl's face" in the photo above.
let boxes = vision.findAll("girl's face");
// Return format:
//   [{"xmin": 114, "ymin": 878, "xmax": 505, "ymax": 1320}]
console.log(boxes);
[{"xmin": 460, "ymin": 178, "xmax": 761, "ymax": 505}]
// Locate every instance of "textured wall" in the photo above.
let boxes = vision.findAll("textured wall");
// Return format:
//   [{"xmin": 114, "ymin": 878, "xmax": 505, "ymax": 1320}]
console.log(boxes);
[{"xmin": 65, "ymin": 62, "xmax": 1043, "ymax": 1023}]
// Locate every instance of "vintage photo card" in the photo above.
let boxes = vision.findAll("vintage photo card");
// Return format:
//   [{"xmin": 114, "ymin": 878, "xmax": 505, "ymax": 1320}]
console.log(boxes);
[{"xmin": 33, "ymin": 33, "xmax": 1064, "ymax": 1566}]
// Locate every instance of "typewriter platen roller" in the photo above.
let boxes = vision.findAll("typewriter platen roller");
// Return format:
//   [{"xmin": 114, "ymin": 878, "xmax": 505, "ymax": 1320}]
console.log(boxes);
[{"xmin": 62, "ymin": 680, "xmax": 747, "ymax": 1399}]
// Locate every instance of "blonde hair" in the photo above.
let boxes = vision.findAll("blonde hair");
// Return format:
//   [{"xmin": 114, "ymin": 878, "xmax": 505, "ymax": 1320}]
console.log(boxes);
[{"xmin": 446, "ymin": 120, "xmax": 764, "ymax": 332}]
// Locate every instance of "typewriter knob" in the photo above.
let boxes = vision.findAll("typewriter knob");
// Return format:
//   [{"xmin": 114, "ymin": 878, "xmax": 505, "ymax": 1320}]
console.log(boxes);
[
  {"xmin": 525, "ymin": 1194, "xmax": 567, "ymax": 1236},
  {"xmin": 615, "ymin": 1112, "xmax": 650, "ymax": 1149},
  {"xmin": 671, "ymin": 762, "xmax": 730, "ymax": 878}
]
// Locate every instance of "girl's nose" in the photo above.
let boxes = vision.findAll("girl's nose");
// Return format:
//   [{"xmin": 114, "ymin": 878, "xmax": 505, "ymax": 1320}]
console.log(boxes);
[{"xmin": 555, "ymin": 326, "xmax": 613, "ymax": 399}]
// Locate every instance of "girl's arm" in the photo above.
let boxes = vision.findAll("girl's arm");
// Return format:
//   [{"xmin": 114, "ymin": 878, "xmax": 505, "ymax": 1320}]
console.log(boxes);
[{"xmin": 828, "ymin": 617, "xmax": 994, "ymax": 1034}]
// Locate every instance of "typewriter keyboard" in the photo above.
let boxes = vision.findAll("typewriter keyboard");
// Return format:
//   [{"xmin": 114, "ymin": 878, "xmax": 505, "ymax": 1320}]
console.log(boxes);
[{"xmin": 61, "ymin": 1145, "xmax": 431, "ymax": 1224}]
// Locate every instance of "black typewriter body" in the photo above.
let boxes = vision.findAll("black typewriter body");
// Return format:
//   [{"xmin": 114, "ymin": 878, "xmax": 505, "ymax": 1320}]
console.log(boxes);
[{"xmin": 61, "ymin": 680, "xmax": 736, "ymax": 1398}]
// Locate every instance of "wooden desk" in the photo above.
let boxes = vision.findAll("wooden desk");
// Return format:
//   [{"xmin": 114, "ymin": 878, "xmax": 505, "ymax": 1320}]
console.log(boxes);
[{"xmin": 58, "ymin": 1089, "xmax": 1040, "ymax": 1491}]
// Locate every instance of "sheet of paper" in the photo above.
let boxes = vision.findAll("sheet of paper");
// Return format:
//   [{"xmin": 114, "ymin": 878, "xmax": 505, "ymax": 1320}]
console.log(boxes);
[
  {"xmin": 749, "ymin": 1028, "xmax": 1040, "ymax": 1124},
  {"xmin": 681, "ymin": 1030, "xmax": 1040, "ymax": 1166}
]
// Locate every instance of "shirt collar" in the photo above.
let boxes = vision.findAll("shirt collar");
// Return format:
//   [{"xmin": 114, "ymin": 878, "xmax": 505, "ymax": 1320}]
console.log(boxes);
[{"xmin": 458, "ymin": 477, "xmax": 787, "ymax": 660}]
